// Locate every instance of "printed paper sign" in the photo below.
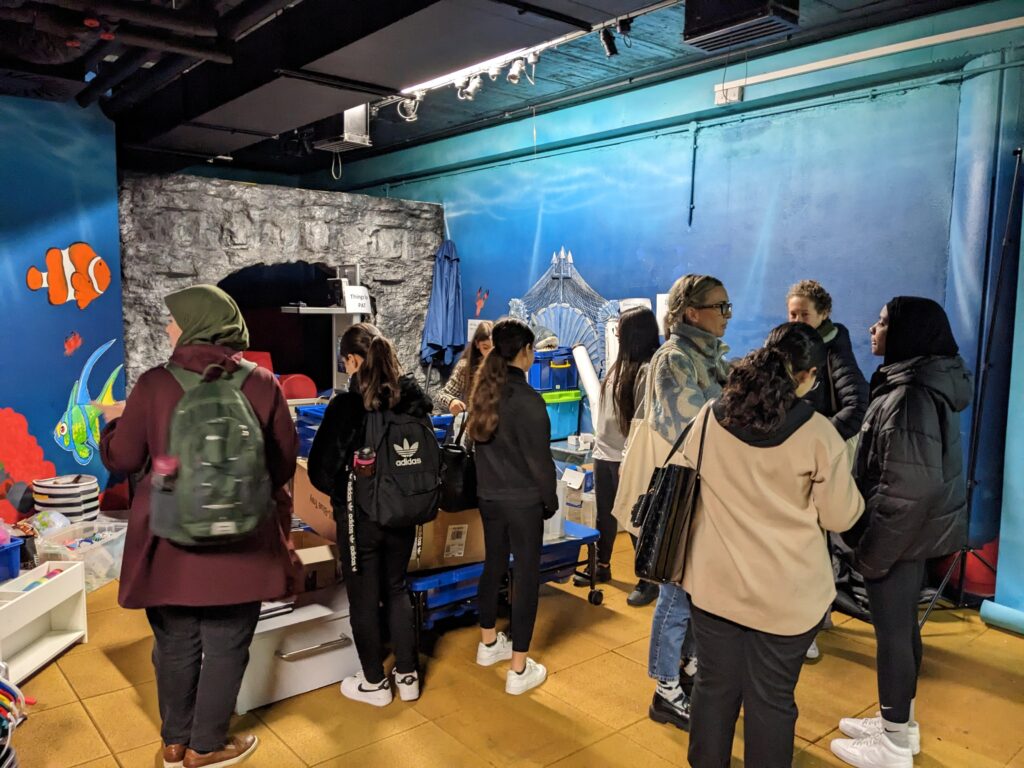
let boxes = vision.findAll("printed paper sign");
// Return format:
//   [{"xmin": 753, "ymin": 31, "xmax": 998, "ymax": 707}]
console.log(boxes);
[
  {"xmin": 344, "ymin": 285, "xmax": 372, "ymax": 314},
  {"xmin": 467, "ymin": 318, "xmax": 483, "ymax": 340}
]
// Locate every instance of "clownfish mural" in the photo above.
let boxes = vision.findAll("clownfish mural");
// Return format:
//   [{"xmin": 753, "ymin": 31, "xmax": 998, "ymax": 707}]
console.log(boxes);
[{"xmin": 26, "ymin": 242, "xmax": 111, "ymax": 310}]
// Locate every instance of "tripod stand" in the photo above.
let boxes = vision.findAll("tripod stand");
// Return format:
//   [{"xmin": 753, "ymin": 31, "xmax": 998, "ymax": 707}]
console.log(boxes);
[{"xmin": 920, "ymin": 146, "xmax": 1023, "ymax": 627}]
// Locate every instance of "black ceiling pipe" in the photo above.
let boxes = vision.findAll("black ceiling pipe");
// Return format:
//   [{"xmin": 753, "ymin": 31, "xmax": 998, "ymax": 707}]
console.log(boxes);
[
  {"xmin": 75, "ymin": 47, "xmax": 152, "ymax": 105},
  {"xmin": 218, "ymin": 0, "xmax": 300, "ymax": 41},
  {"xmin": 100, "ymin": 52, "xmax": 192, "ymax": 114},
  {"xmin": 486, "ymin": 0, "xmax": 592, "ymax": 31},
  {"xmin": 113, "ymin": 26, "xmax": 232, "ymax": 63},
  {"xmin": 30, "ymin": 0, "xmax": 217, "ymax": 37}
]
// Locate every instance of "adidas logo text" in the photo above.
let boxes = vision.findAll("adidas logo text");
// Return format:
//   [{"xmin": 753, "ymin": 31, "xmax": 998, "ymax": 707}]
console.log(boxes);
[{"xmin": 394, "ymin": 439, "xmax": 422, "ymax": 467}]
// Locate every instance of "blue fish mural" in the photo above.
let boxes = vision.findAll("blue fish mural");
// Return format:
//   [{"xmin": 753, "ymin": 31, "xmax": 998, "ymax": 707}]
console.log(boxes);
[{"xmin": 54, "ymin": 339, "xmax": 123, "ymax": 466}]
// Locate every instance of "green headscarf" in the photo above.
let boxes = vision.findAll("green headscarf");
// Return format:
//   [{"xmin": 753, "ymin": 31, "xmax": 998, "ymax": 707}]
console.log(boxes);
[{"xmin": 164, "ymin": 285, "xmax": 250, "ymax": 350}]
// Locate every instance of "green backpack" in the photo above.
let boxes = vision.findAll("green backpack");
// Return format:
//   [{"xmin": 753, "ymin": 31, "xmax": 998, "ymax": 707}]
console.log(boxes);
[{"xmin": 149, "ymin": 360, "xmax": 274, "ymax": 546}]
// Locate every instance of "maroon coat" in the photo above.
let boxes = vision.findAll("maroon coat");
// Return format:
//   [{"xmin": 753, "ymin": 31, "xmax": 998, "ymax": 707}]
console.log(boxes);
[{"xmin": 101, "ymin": 344, "xmax": 300, "ymax": 609}]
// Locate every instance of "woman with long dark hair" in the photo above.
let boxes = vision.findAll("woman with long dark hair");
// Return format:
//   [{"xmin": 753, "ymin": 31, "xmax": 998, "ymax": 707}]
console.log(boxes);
[
  {"xmin": 469, "ymin": 318, "xmax": 558, "ymax": 695},
  {"xmin": 308, "ymin": 323, "xmax": 433, "ymax": 707},
  {"xmin": 831, "ymin": 299, "xmax": 971, "ymax": 768},
  {"xmin": 680, "ymin": 322, "xmax": 864, "ymax": 768},
  {"xmin": 435, "ymin": 320, "xmax": 494, "ymax": 415},
  {"xmin": 575, "ymin": 307, "xmax": 660, "ymax": 607}
]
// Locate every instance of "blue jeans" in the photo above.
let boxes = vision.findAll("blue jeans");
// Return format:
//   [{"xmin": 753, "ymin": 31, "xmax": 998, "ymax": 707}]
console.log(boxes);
[{"xmin": 648, "ymin": 582, "xmax": 696, "ymax": 682}]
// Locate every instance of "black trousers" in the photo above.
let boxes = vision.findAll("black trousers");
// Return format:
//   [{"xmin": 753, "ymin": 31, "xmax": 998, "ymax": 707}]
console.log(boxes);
[
  {"xmin": 593, "ymin": 458, "xmax": 621, "ymax": 565},
  {"xmin": 145, "ymin": 603, "xmax": 260, "ymax": 754},
  {"xmin": 688, "ymin": 605, "xmax": 820, "ymax": 768},
  {"xmin": 340, "ymin": 516, "xmax": 418, "ymax": 684},
  {"xmin": 865, "ymin": 559, "xmax": 925, "ymax": 724},
  {"xmin": 478, "ymin": 498, "xmax": 544, "ymax": 653}
]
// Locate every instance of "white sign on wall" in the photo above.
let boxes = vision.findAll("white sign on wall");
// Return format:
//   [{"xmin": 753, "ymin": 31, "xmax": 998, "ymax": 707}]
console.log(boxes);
[{"xmin": 344, "ymin": 285, "xmax": 372, "ymax": 314}]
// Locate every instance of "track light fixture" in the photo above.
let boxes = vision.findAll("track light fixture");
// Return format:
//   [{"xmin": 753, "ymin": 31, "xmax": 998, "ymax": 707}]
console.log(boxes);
[
  {"xmin": 488, "ymin": 63, "xmax": 504, "ymax": 81},
  {"xmin": 507, "ymin": 58, "xmax": 526, "ymax": 85},
  {"xmin": 397, "ymin": 92, "xmax": 423, "ymax": 122},
  {"xmin": 458, "ymin": 74, "xmax": 483, "ymax": 101},
  {"xmin": 599, "ymin": 27, "xmax": 618, "ymax": 57}
]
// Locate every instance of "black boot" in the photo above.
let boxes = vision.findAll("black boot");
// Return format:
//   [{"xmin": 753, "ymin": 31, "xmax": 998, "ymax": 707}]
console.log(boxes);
[
  {"xmin": 627, "ymin": 580, "xmax": 658, "ymax": 606},
  {"xmin": 649, "ymin": 691, "xmax": 691, "ymax": 731},
  {"xmin": 573, "ymin": 564, "xmax": 611, "ymax": 586}
]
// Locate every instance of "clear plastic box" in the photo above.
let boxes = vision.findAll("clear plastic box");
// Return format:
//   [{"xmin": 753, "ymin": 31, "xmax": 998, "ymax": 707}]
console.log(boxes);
[{"xmin": 38, "ymin": 522, "xmax": 127, "ymax": 592}]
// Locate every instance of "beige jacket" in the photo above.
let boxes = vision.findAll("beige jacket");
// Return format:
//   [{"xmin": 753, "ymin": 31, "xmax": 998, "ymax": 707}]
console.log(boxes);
[{"xmin": 679, "ymin": 402, "xmax": 865, "ymax": 636}]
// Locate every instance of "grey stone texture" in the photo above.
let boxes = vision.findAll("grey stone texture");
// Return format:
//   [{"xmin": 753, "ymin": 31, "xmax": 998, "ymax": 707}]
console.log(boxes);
[{"xmin": 118, "ymin": 173, "xmax": 445, "ymax": 386}]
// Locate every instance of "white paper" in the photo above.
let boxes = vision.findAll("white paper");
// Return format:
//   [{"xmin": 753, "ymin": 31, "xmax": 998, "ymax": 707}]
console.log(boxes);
[
  {"xmin": 343, "ymin": 285, "xmax": 372, "ymax": 314},
  {"xmin": 562, "ymin": 467, "xmax": 586, "ymax": 490},
  {"xmin": 656, "ymin": 293, "xmax": 669, "ymax": 336},
  {"xmin": 467, "ymin": 318, "xmax": 483, "ymax": 340},
  {"xmin": 444, "ymin": 524, "xmax": 469, "ymax": 558}
]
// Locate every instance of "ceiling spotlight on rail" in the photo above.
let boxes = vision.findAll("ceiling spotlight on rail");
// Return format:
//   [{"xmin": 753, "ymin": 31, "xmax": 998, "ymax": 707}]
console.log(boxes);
[
  {"xmin": 599, "ymin": 27, "xmax": 618, "ymax": 57},
  {"xmin": 458, "ymin": 74, "xmax": 483, "ymax": 101},
  {"xmin": 507, "ymin": 58, "xmax": 526, "ymax": 85}
]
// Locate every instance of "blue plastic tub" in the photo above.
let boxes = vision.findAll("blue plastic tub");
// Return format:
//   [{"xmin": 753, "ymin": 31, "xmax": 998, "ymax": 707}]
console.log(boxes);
[
  {"xmin": 529, "ymin": 347, "xmax": 578, "ymax": 392},
  {"xmin": 0, "ymin": 539, "xmax": 23, "ymax": 582},
  {"xmin": 542, "ymin": 390, "xmax": 581, "ymax": 441}
]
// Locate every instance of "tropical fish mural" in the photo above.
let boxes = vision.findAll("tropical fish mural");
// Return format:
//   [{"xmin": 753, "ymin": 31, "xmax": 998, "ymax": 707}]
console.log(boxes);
[
  {"xmin": 54, "ymin": 339, "xmax": 123, "ymax": 466},
  {"xmin": 64, "ymin": 331, "xmax": 83, "ymax": 356},
  {"xmin": 26, "ymin": 242, "xmax": 111, "ymax": 310}
]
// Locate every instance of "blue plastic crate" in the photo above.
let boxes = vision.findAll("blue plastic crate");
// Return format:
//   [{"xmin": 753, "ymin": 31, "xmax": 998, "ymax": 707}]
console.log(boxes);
[
  {"xmin": 528, "ymin": 347, "xmax": 578, "ymax": 392},
  {"xmin": 542, "ymin": 390, "xmax": 581, "ymax": 441},
  {"xmin": 295, "ymin": 404, "xmax": 327, "ymax": 426},
  {"xmin": 0, "ymin": 539, "xmax": 23, "ymax": 582}
]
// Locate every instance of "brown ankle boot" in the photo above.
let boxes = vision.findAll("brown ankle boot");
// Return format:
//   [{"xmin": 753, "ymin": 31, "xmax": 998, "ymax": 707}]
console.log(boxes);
[
  {"xmin": 163, "ymin": 744, "xmax": 186, "ymax": 768},
  {"xmin": 182, "ymin": 735, "xmax": 259, "ymax": 768}
]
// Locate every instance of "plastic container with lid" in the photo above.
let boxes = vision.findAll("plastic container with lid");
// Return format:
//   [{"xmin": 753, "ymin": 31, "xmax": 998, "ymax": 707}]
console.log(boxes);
[
  {"xmin": 37, "ymin": 521, "xmax": 127, "ymax": 592},
  {"xmin": 542, "ymin": 389, "xmax": 582, "ymax": 441}
]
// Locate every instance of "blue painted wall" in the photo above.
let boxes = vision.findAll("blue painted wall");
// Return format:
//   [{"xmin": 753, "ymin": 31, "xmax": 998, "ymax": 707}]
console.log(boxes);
[
  {"xmin": 307, "ymin": 1, "xmax": 1024, "ymax": 546},
  {"xmin": 0, "ymin": 96, "xmax": 125, "ymax": 520}
]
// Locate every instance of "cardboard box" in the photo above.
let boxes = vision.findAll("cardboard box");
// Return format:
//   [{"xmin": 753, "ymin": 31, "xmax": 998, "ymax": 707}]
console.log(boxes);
[
  {"xmin": 291, "ymin": 530, "xmax": 339, "ymax": 593},
  {"xmin": 293, "ymin": 458, "xmax": 337, "ymax": 542},
  {"xmin": 410, "ymin": 509, "xmax": 486, "ymax": 572}
]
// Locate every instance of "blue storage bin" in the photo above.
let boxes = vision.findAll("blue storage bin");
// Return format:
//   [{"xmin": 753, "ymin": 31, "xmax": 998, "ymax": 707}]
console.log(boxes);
[
  {"xmin": 529, "ymin": 347, "xmax": 578, "ymax": 392},
  {"xmin": 295, "ymin": 404, "xmax": 327, "ymax": 425},
  {"xmin": 543, "ymin": 390, "xmax": 582, "ymax": 441},
  {"xmin": 0, "ymin": 538, "xmax": 23, "ymax": 582},
  {"xmin": 431, "ymin": 414, "xmax": 454, "ymax": 429}
]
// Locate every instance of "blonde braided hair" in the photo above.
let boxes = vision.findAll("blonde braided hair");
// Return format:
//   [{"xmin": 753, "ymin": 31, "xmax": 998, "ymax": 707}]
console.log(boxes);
[{"xmin": 663, "ymin": 274, "xmax": 724, "ymax": 333}]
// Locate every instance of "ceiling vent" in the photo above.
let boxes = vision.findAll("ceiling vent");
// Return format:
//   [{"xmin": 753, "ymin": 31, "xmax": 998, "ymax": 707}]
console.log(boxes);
[
  {"xmin": 683, "ymin": 0, "xmax": 799, "ymax": 54},
  {"xmin": 313, "ymin": 103, "xmax": 372, "ymax": 152}
]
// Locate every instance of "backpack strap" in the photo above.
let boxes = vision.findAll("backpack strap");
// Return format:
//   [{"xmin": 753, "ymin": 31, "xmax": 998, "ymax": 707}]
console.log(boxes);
[{"xmin": 165, "ymin": 358, "xmax": 258, "ymax": 392}]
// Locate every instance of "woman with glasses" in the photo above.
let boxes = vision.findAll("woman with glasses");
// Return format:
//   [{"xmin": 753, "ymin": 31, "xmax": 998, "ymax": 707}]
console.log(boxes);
[
  {"xmin": 628, "ymin": 274, "xmax": 732, "ymax": 731},
  {"xmin": 786, "ymin": 280, "xmax": 869, "ymax": 660}
]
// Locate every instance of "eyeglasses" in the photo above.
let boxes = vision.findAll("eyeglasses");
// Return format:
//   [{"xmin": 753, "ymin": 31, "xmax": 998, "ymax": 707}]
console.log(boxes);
[{"xmin": 694, "ymin": 302, "xmax": 733, "ymax": 317}]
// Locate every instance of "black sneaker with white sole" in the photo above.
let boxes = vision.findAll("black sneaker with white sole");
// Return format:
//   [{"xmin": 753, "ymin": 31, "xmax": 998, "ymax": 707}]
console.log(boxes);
[{"xmin": 649, "ymin": 690, "xmax": 691, "ymax": 731}]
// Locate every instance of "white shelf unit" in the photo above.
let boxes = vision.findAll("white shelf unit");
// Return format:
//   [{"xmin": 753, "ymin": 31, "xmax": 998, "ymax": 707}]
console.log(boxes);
[
  {"xmin": 0, "ymin": 561, "xmax": 87, "ymax": 683},
  {"xmin": 279, "ymin": 306, "xmax": 364, "ymax": 391}
]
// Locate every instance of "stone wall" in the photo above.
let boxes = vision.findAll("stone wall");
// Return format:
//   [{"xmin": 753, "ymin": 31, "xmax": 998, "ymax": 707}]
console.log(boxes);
[{"xmin": 118, "ymin": 173, "xmax": 445, "ymax": 385}]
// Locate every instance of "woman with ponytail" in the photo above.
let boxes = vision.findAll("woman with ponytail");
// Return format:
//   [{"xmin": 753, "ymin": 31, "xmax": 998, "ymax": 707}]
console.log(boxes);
[
  {"xmin": 679, "ymin": 322, "xmax": 864, "ymax": 768},
  {"xmin": 308, "ymin": 323, "xmax": 433, "ymax": 708},
  {"xmin": 469, "ymin": 318, "xmax": 558, "ymax": 696}
]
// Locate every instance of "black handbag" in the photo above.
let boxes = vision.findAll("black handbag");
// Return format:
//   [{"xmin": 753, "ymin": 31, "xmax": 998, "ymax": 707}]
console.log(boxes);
[
  {"xmin": 632, "ymin": 406, "xmax": 711, "ymax": 584},
  {"xmin": 438, "ymin": 416, "xmax": 477, "ymax": 512}
]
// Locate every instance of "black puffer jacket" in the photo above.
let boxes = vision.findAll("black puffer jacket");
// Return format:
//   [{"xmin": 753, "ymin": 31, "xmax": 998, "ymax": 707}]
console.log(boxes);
[
  {"xmin": 852, "ymin": 355, "xmax": 972, "ymax": 579},
  {"xmin": 805, "ymin": 322, "xmax": 869, "ymax": 441},
  {"xmin": 308, "ymin": 375, "xmax": 433, "ymax": 510}
]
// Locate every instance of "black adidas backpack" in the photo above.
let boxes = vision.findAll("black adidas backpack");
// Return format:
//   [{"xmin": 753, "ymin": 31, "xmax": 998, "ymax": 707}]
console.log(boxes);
[{"xmin": 353, "ymin": 410, "xmax": 441, "ymax": 528}]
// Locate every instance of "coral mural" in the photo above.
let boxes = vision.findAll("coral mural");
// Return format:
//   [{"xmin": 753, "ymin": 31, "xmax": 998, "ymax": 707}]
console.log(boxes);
[{"xmin": 0, "ymin": 408, "xmax": 57, "ymax": 523}]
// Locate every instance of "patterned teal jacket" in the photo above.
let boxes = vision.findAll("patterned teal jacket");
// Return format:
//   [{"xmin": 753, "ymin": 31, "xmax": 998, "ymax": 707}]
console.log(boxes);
[{"xmin": 638, "ymin": 324, "xmax": 730, "ymax": 443}]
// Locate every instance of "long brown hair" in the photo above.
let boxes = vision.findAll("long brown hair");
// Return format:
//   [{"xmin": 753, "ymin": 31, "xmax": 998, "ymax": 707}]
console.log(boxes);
[
  {"xmin": 468, "ymin": 318, "xmax": 534, "ymax": 443},
  {"xmin": 464, "ymin": 320, "xmax": 494, "ymax": 376},
  {"xmin": 602, "ymin": 307, "xmax": 660, "ymax": 436},
  {"xmin": 340, "ymin": 323, "xmax": 402, "ymax": 412}
]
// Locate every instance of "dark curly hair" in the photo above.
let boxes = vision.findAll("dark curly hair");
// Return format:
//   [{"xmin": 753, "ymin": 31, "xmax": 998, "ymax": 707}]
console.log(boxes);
[{"xmin": 718, "ymin": 322, "xmax": 824, "ymax": 435}]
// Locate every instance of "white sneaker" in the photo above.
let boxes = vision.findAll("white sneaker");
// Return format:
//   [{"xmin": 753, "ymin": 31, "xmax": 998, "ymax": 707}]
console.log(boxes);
[
  {"xmin": 839, "ymin": 713, "xmax": 921, "ymax": 755},
  {"xmin": 505, "ymin": 658, "xmax": 547, "ymax": 695},
  {"xmin": 394, "ymin": 669, "xmax": 420, "ymax": 702},
  {"xmin": 340, "ymin": 671, "xmax": 393, "ymax": 707},
  {"xmin": 831, "ymin": 732, "xmax": 914, "ymax": 768},
  {"xmin": 476, "ymin": 632, "xmax": 514, "ymax": 666},
  {"xmin": 806, "ymin": 640, "xmax": 820, "ymax": 660}
]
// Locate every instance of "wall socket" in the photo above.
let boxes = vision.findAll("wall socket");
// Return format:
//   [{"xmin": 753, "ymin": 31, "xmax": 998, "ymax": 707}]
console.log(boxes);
[{"xmin": 714, "ymin": 85, "xmax": 745, "ymax": 105}]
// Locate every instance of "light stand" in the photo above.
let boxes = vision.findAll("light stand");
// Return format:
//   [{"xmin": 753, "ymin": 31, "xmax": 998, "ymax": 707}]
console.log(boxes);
[{"xmin": 920, "ymin": 146, "xmax": 1023, "ymax": 627}]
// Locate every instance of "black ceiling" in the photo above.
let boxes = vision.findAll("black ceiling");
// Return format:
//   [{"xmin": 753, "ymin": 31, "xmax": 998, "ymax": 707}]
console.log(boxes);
[{"xmin": 0, "ymin": 0, "xmax": 992, "ymax": 175}]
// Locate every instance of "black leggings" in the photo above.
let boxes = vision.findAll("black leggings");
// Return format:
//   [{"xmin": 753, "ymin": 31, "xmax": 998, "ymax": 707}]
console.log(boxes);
[
  {"xmin": 340, "ymin": 515, "xmax": 418, "ymax": 684},
  {"xmin": 865, "ymin": 559, "xmax": 925, "ymax": 724},
  {"xmin": 478, "ymin": 498, "xmax": 544, "ymax": 653},
  {"xmin": 593, "ymin": 458, "xmax": 621, "ymax": 565}
]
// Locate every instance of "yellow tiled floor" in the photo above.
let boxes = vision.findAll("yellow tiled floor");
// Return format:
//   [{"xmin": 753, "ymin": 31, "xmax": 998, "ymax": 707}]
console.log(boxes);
[{"xmin": 13, "ymin": 535, "xmax": 1024, "ymax": 767}]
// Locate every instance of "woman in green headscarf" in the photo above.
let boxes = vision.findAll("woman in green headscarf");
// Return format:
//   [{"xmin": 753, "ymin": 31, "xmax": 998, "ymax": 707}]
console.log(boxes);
[{"xmin": 99, "ymin": 284, "xmax": 299, "ymax": 768}]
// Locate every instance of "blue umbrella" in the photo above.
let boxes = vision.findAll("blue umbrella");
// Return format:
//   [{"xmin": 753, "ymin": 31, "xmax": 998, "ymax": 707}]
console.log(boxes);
[{"xmin": 420, "ymin": 239, "xmax": 467, "ymax": 368}]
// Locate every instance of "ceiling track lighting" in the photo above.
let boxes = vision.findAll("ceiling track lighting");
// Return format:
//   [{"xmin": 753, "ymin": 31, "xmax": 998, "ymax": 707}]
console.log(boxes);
[
  {"xmin": 397, "ymin": 92, "xmax": 423, "ymax": 122},
  {"xmin": 488, "ymin": 63, "xmax": 504, "ymax": 81},
  {"xmin": 507, "ymin": 58, "xmax": 526, "ymax": 84},
  {"xmin": 616, "ymin": 16, "xmax": 633, "ymax": 47},
  {"xmin": 458, "ymin": 74, "xmax": 483, "ymax": 101},
  {"xmin": 599, "ymin": 27, "xmax": 618, "ymax": 57}
]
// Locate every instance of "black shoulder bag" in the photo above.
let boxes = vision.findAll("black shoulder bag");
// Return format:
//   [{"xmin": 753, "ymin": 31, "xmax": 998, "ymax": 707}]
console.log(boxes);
[
  {"xmin": 438, "ymin": 416, "xmax": 477, "ymax": 512},
  {"xmin": 632, "ymin": 406, "xmax": 711, "ymax": 584}
]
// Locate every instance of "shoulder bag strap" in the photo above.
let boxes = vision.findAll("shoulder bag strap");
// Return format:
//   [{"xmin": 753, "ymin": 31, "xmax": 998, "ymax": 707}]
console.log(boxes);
[{"xmin": 663, "ymin": 402, "xmax": 713, "ymax": 469}]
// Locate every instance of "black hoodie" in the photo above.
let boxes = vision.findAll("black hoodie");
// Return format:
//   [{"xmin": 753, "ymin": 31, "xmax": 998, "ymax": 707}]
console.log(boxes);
[
  {"xmin": 851, "ymin": 355, "xmax": 973, "ymax": 579},
  {"xmin": 308, "ymin": 375, "xmax": 433, "ymax": 510}
]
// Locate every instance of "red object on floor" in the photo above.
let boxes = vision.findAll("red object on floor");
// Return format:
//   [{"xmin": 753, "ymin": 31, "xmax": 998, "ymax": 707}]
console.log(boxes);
[
  {"xmin": 936, "ymin": 539, "xmax": 999, "ymax": 596},
  {"xmin": 279, "ymin": 374, "xmax": 318, "ymax": 400},
  {"xmin": 242, "ymin": 350, "xmax": 275, "ymax": 373}
]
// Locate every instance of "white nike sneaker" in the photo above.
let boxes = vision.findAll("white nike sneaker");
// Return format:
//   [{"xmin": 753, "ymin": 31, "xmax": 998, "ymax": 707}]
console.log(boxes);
[
  {"xmin": 340, "ymin": 671, "xmax": 393, "ymax": 707},
  {"xmin": 394, "ymin": 669, "xmax": 420, "ymax": 702},
  {"xmin": 476, "ymin": 632, "xmax": 514, "ymax": 667},
  {"xmin": 505, "ymin": 658, "xmax": 547, "ymax": 695},
  {"xmin": 839, "ymin": 713, "xmax": 921, "ymax": 755},
  {"xmin": 831, "ymin": 732, "xmax": 914, "ymax": 768}
]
